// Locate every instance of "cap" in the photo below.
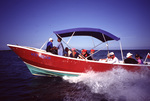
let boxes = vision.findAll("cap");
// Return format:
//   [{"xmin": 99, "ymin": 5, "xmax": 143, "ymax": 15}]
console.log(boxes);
[
  {"xmin": 72, "ymin": 48, "xmax": 76, "ymax": 51},
  {"xmin": 109, "ymin": 52, "xmax": 114, "ymax": 56},
  {"xmin": 82, "ymin": 49, "xmax": 87, "ymax": 52},
  {"xmin": 126, "ymin": 52, "xmax": 133, "ymax": 58},
  {"xmin": 91, "ymin": 49, "xmax": 95, "ymax": 52},
  {"xmin": 49, "ymin": 38, "xmax": 53, "ymax": 41}
]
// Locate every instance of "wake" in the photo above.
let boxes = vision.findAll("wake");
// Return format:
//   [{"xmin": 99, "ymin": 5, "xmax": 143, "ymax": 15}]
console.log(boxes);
[{"xmin": 63, "ymin": 68, "xmax": 150, "ymax": 101}]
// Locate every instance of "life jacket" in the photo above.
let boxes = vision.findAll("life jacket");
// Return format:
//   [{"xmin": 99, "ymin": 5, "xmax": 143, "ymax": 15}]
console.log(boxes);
[{"xmin": 84, "ymin": 54, "xmax": 88, "ymax": 57}]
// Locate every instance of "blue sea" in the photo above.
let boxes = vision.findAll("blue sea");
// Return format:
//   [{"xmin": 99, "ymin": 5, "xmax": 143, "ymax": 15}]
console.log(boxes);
[{"xmin": 0, "ymin": 50, "xmax": 150, "ymax": 101}]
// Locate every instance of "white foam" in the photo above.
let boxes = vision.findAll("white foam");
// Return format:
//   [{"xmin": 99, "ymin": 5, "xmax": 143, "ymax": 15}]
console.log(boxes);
[{"xmin": 63, "ymin": 68, "xmax": 150, "ymax": 101}]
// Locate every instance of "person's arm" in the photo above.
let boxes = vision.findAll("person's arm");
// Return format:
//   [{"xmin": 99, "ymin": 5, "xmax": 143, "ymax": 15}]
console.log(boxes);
[{"xmin": 78, "ymin": 54, "xmax": 84, "ymax": 59}]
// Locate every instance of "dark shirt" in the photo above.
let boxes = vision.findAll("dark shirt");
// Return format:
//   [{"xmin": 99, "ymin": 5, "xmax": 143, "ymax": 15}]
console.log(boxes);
[
  {"xmin": 124, "ymin": 58, "xmax": 138, "ymax": 64},
  {"xmin": 70, "ymin": 52, "xmax": 79, "ymax": 58},
  {"xmin": 51, "ymin": 49, "xmax": 57, "ymax": 55},
  {"xmin": 64, "ymin": 51, "xmax": 68, "ymax": 57},
  {"xmin": 46, "ymin": 42, "xmax": 53, "ymax": 52},
  {"xmin": 47, "ymin": 42, "xmax": 53, "ymax": 48},
  {"xmin": 84, "ymin": 53, "xmax": 93, "ymax": 60}
]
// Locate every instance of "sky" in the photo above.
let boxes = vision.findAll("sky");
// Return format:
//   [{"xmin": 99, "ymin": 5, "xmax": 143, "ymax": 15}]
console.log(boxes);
[{"xmin": 0, "ymin": 0, "xmax": 150, "ymax": 50}]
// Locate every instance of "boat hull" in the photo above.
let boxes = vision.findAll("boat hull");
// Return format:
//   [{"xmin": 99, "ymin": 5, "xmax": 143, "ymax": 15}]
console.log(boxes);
[
  {"xmin": 25, "ymin": 62, "xmax": 79, "ymax": 76},
  {"xmin": 7, "ymin": 44, "xmax": 150, "ymax": 77}
]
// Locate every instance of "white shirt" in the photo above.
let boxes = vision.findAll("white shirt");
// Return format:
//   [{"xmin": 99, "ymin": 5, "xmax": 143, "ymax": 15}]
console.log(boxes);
[
  {"xmin": 106, "ymin": 58, "xmax": 112, "ymax": 62},
  {"xmin": 57, "ymin": 42, "xmax": 64, "ymax": 56},
  {"xmin": 111, "ymin": 57, "xmax": 119, "ymax": 63}
]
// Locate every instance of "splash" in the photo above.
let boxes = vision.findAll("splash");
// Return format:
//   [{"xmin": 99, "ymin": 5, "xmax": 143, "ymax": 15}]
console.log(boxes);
[{"xmin": 63, "ymin": 68, "xmax": 150, "ymax": 101}]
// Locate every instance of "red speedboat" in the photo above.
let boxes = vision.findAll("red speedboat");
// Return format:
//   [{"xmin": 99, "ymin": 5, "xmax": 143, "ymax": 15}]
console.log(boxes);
[{"xmin": 7, "ymin": 28, "xmax": 150, "ymax": 77}]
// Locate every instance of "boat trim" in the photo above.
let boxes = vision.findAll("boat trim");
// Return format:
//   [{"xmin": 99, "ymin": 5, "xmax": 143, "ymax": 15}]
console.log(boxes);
[{"xmin": 24, "ymin": 62, "xmax": 83, "ymax": 75}]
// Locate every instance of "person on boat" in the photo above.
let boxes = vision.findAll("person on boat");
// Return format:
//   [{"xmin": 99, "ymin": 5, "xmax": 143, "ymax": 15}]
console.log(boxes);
[
  {"xmin": 90, "ymin": 49, "xmax": 95, "ymax": 60},
  {"xmin": 51, "ymin": 46, "xmax": 57, "ymax": 54},
  {"xmin": 46, "ymin": 38, "xmax": 53, "ymax": 52},
  {"xmin": 56, "ymin": 38, "xmax": 64, "ymax": 56},
  {"xmin": 135, "ymin": 54, "xmax": 143, "ymax": 64},
  {"xmin": 64, "ymin": 48, "xmax": 72, "ymax": 57},
  {"xmin": 78, "ymin": 49, "xmax": 92, "ymax": 60},
  {"xmin": 68, "ymin": 49, "xmax": 72, "ymax": 57},
  {"xmin": 64, "ymin": 47, "xmax": 69, "ymax": 57},
  {"xmin": 108, "ymin": 52, "xmax": 119, "ymax": 63},
  {"xmin": 99, "ymin": 53, "xmax": 112, "ymax": 62},
  {"xmin": 70, "ymin": 48, "xmax": 79, "ymax": 58},
  {"xmin": 124, "ymin": 52, "xmax": 138, "ymax": 64},
  {"xmin": 78, "ymin": 49, "xmax": 84, "ymax": 59},
  {"xmin": 106, "ymin": 53, "xmax": 112, "ymax": 62}
]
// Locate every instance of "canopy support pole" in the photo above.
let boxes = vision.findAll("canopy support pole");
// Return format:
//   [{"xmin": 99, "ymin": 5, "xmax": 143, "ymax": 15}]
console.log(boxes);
[
  {"xmin": 106, "ymin": 43, "xmax": 109, "ymax": 54},
  {"xmin": 40, "ymin": 33, "xmax": 54, "ymax": 50},
  {"xmin": 144, "ymin": 53, "xmax": 149, "ymax": 63},
  {"xmin": 67, "ymin": 31, "xmax": 75, "ymax": 44},
  {"xmin": 56, "ymin": 34, "xmax": 85, "ymax": 58},
  {"xmin": 119, "ymin": 41, "xmax": 124, "ymax": 61},
  {"xmin": 86, "ymin": 41, "xmax": 109, "ymax": 60},
  {"xmin": 91, "ymin": 37, "xmax": 95, "ymax": 47},
  {"xmin": 86, "ymin": 41, "xmax": 115, "ymax": 60},
  {"xmin": 92, "ymin": 42, "xmax": 103, "ymax": 49},
  {"xmin": 102, "ymin": 34, "xmax": 109, "ymax": 54},
  {"xmin": 57, "ymin": 34, "xmax": 72, "ymax": 49}
]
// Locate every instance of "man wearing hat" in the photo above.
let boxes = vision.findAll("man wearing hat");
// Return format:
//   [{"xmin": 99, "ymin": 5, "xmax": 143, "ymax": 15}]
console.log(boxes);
[
  {"xmin": 79, "ymin": 49, "xmax": 92, "ymax": 60},
  {"xmin": 124, "ymin": 52, "xmax": 138, "ymax": 64},
  {"xmin": 108, "ymin": 52, "xmax": 119, "ymax": 63},
  {"xmin": 90, "ymin": 49, "xmax": 95, "ymax": 60},
  {"xmin": 46, "ymin": 38, "xmax": 53, "ymax": 52}
]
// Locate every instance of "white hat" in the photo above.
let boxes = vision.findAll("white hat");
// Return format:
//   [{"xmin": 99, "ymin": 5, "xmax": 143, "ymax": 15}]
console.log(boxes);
[
  {"xmin": 49, "ymin": 38, "xmax": 53, "ymax": 41},
  {"xmin": 126, "ymin": 52, "xmax": 133, "ymax": 58},
  {"xmin": 109, "ymin": 52, "xmax": 114, "ymax": 56}
]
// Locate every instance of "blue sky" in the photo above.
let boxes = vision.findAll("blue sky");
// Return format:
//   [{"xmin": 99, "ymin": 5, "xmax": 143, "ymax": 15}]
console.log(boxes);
[{"xmin": 0, "ymin": 0, "xmax": 150, "ymax": 50}]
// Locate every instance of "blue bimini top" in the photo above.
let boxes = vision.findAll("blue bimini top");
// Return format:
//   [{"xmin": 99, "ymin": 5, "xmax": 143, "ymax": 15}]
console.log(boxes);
[{"xmin": 53, "ymin": 28, "xmax": 120, "ymax": 42}]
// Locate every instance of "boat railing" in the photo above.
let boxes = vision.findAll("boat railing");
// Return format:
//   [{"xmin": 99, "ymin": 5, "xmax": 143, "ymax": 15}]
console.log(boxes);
[{"xmin": 26, "ymin": 46, "xmax": 46, "ymax": 52}]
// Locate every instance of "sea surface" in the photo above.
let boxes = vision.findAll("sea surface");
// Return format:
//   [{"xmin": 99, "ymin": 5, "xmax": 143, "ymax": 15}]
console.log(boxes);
[{"xmin": 0, "ymin": 50, "xmax": 150, "ymax": 101}]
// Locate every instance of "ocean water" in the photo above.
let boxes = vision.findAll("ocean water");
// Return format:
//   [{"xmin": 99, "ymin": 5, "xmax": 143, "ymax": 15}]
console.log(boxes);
[{"xmin": 0, "ymin": 50, "xmax": 150, "ymax": 101}]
